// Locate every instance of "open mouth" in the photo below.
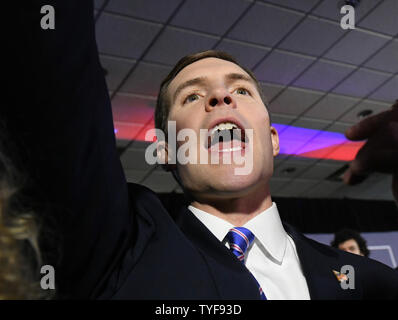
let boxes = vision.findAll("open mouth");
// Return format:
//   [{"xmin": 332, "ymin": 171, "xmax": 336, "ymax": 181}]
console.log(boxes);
[{"xmin": 205, "ymin": 119, "xmax": 248, "ymax": 153}]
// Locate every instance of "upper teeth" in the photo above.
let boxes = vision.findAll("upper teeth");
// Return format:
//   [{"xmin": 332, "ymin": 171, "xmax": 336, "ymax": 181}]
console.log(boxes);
[{"xmin": 211, "ymin": 122, "xmax": 238, "ymax": 135}]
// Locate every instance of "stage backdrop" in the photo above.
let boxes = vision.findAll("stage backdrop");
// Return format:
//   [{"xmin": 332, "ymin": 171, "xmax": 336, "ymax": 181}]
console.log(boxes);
[{"xmin": 305, "ymin": 232, "xmax": 398, "ymax": 269}]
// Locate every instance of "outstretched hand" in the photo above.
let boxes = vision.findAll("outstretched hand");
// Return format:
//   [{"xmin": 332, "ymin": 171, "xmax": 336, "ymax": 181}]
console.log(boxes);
[{"xmin": 344, "ymin": 100, "xmax": 398, "ymax": 203}]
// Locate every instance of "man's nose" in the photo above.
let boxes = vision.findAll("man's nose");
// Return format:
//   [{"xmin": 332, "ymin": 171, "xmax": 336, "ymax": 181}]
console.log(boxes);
[{"xmin": 205, "ymin": 89, "xmax": 236, "ymax": 112}]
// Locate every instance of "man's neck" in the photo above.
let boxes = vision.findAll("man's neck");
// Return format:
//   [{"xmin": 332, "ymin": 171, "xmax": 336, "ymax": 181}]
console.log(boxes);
[{"xmin": 190, "ymin": 185, "xmax": 273, "ymax": 226}]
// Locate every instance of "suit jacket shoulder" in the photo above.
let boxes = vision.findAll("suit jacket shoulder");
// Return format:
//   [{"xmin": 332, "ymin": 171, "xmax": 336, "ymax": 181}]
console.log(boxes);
[{"xmin": 285, "ymin": 224, "xmax": 398, "ymax": 300}]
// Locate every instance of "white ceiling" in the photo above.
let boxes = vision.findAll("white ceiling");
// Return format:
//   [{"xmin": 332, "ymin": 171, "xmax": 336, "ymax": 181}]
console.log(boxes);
[{"xmin": 94, "ymin": 0, "xmax": 397, "ymax": 200}]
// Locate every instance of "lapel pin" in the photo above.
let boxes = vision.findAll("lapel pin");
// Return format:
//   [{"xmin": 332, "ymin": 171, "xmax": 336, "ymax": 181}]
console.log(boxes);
[{"xmin": 332, "ymin": 269, "xmax": 349, "ymax": 282}]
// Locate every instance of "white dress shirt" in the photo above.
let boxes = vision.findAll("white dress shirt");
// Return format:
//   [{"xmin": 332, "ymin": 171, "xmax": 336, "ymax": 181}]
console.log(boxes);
[{"xmin": 188, "ymin": 202, "xmax": 311, "ymax": 300}]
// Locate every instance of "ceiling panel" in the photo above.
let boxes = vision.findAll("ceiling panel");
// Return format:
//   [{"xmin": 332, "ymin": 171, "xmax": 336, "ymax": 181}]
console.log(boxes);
[
  {"xmin": 293, "ymin": 59, "xmax": 356, "ymax": 92},
  {"xmin": 270, "ymin": 113, "xmax": 295, "ymax": 125},
  {"xmin": 144, "ymin": 27, "xmax": 219, "ymax": 65},
  {"xmin": 99, "ymin": 55, "xmax": 135, "ymax": 91},
  {"xmin": 328, "ymin": 121, "xmax": 353, "ymax": 134},
  {"xmin": 170, "ymin": 0, "xmax": 252, "ymax": 35},
  {"xmin": 273, "ymin": 155, "xmax": 286, "ymax": 166},
  {"xmin": 280, "ymin": 155, "xmax": 319, "ymax": 166},
  {"xmin": 114, "ymin": 121, "xmax": 153, "ymax": 142},
  {"xmin": 141, "ymin": 171, "xmax": 179, "ymax": 193},
  {"xmin": 121, "ymin": 140, "xmax": 152, "ymax": 151},
  {"xmin": 332, "ymin": 68, "xmax": 391, "ymax": 97},
  {"xmin": 116, "ymin": 136, "xmax": 131, "ymax": 148},
  {"xmin": 276, "ymin": 178, "xmax": 320, "ymax": 197},
  {"xmin": 291, "ymin": 117, "xmax": 330, "ymax": 130},
  {"xmin": 269, "ymin": 177, "xmax": 290, "ymax": 195},
  {"xmin": 324, "ymin": 29, "xmax": 389, "ymax": 65},
  {"xmin": 228, "ymin": 2, "xmax": 304, "ymax": 47},
  {"xmin": 302, "ymin": 180, "xmax": 343, "ymax": 198},
  {"xmin": 120, "ymin": 62, "xmax": 171, "ymax": 96},
  {"xmin": 96, "ymin": 13, "xmax": 162, "ymax": 59},
  {"xmin": 338, "ymin": 99, "xmax": 391, "ymax": 123},
  {"xmin": 278, "ymin": 16, "xmax": 345, "ymax": 56},
  {"xmin": 216, "ymin": 39, "xmax": 270, "ymax": 70},
  {"xmin": 104, "ymin": 0, "xmax": 183, "ymax": 23},
  {"xmin": 273, "ymin": 160, "xmax": 313, "ymax": 179},
  {"xmin": 312, "ymin": 0, "xmax": 383, "ymax": 23},
  {"xmin": 260, "ymin": 82, "xmax": 285, "ymax": 103},
  {"xmin": 269, "ymin": 87, "xmax": 324, "ymax": 115},
  {"xmin": 331, "ymin": 181, "xmax": 369, "ymax": 199},
  {"xmin": 333, "ymin": 174, "xmax": 393, "ymax": 201},
  {"xmin": 124, "ymin": 169, "xmax": 153, "ymax": 184},
  {"xmin": 325, "ymin": 143, "xmax": 362, "ymax": 162},
  {"xmin": 369, "ymin": 76, "xmax": 398, "ymax": 103},
  {"xmin": 364, "ymin": 40, "xmax": 398, "ymax": 73},
  {"xmin": 303, "ymin": 93, "xmax": 359, "ymax": 121},
  {"xmin": 120, "ymin": 148, "xmax": 155, "ymax": 171},
  {"xmin": 358, "ymin": 0, "xmax": 398, "ymax": 35},
  {"xmin": 260, "ymin": 0, "xmax": 320, "ymax": 12},
  {"xmin": 174, "ymin": 186, "xmax": 184, "ymax": 194},
  {"xmin": 360, "ymin": 178, "xmax": 394, "ymax": 200},
  {"xmin": 111, "ymin": 93, "xmax": 155, "ymax": 123},
  {"xmin": 299, "ymin": 162, "xmax": 344, "ymax": 180},
  {"xmin": 277, "ymin": 124, "xmax": 323, "ymax": 156},
  {"xmin": 254, "ymin": 50, "xmax": 315, "ymax": 85},
  {"xmin": 299, "ymin": 130, "xmax": 350, "ymax": 159}
]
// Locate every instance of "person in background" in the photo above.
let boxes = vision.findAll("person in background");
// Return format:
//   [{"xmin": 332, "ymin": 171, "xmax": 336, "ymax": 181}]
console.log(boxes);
[{"xmin": 331, "ymin": 229, "xmax": 370, "ymax": 257}]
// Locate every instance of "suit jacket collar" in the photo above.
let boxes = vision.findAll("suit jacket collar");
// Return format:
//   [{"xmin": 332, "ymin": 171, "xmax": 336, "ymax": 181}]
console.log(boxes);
[
  {"xmin": 283, "ymin": 223, "xmax": 361, "ymax": 300},
  {"xmin": 175, "ymin": 205, "xmax": 262, "ymax": 299}
]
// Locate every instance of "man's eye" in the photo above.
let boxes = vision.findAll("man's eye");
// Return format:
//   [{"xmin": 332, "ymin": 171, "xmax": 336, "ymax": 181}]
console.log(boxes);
[
  {"xmin": 184, "ymin": 94, "xmax": 199, "ymax": 104},
  {"xmin": 236, "ymin": 88, "xmax": 249, "ymax": 95}
]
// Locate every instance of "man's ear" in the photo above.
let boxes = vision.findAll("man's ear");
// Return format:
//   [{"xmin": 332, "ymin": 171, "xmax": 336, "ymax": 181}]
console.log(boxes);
[
  {"xmin": 270, "ymin": 126, "xmax": 280, "ymax": 157},
  {"xmin": 156, "ymin": 140, "xmax": 176, "ymax": 172}
]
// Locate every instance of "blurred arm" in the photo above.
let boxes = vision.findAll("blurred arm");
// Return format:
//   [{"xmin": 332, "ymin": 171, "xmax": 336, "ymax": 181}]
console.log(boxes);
[{"xmin": 5, "ymin": 1, "xmax": 132, "ymax": 298}]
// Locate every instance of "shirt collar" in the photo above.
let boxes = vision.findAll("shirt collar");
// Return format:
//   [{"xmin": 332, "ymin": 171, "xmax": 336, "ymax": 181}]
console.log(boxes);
[
  {"xmin": 188, "ymin": 202, "xmax": 287, "ymax": 264},
  {"xmin": 188, "ymin": 204, "xmax": 234, "ymax": 242},
  {"xmin": 243, "ymin": 202, "xmax": 287, "ymax": 264}
]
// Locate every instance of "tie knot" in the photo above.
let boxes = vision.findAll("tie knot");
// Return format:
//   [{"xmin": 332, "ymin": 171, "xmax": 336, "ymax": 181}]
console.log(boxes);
[{"xmin": 226, "ymin": 227, "xmax": 255, "ymax": 262}]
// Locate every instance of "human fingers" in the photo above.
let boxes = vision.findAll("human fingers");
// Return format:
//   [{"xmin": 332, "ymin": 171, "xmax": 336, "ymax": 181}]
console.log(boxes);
[
  {"xmin": 345, "ymin": 100, "xmax": 398, "ymax": 141},
  {"xmin": 345, "ymin": 110, "xmax": 390, "ymax": 141}
]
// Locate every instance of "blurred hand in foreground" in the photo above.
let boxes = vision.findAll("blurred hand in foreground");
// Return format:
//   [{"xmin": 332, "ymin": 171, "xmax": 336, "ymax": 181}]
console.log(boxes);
[{"xmin": 344, "ymin": 99, "xmax": 398, "ymax": 203}]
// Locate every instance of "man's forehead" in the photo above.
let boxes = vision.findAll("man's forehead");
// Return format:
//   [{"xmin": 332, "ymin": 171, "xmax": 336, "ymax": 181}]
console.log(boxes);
[{"xmin": 169, "ymin": 57, "xmax": 251, "ymax": 91}]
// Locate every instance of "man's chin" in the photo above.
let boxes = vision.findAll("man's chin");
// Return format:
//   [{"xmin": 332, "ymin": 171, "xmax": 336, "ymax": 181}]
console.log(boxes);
[{"xmin": 180, "ymin": 163, "xmax": 271, "ymax": 200}]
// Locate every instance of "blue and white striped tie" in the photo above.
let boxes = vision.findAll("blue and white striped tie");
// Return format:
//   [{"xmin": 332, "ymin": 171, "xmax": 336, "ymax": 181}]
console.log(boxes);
[{"xmin": 226, "ymin": 227, "xmax": 267, "ymax": 300}]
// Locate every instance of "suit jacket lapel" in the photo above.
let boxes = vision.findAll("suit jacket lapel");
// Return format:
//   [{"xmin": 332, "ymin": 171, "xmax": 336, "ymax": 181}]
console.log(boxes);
[
  {"xmin": 283, "ymin": 223, "xmax": 361, "ymax": 300},
  {"xmin": 175, "ymin": 206, "xmax": 261, "ymax": 300},
  {"xmin": 174, "ymin": 205, "xmax": 360, "ymax": 300}
]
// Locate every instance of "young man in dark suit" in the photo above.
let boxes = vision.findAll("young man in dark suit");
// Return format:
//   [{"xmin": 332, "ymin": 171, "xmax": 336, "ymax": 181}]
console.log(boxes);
[{"xmin": 11, "ymin": 1, "xmax": 398, "ymax": 299}]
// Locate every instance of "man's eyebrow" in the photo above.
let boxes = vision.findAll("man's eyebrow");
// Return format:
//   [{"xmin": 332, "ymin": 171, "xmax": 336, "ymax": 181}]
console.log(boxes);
[
  {"xmin": 173, "ymin": 76, "xmax": 207, "ymax": 102},
  {"xmin": 225, "ymin": 72, "xmax": 255, "ymax": 85}
]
